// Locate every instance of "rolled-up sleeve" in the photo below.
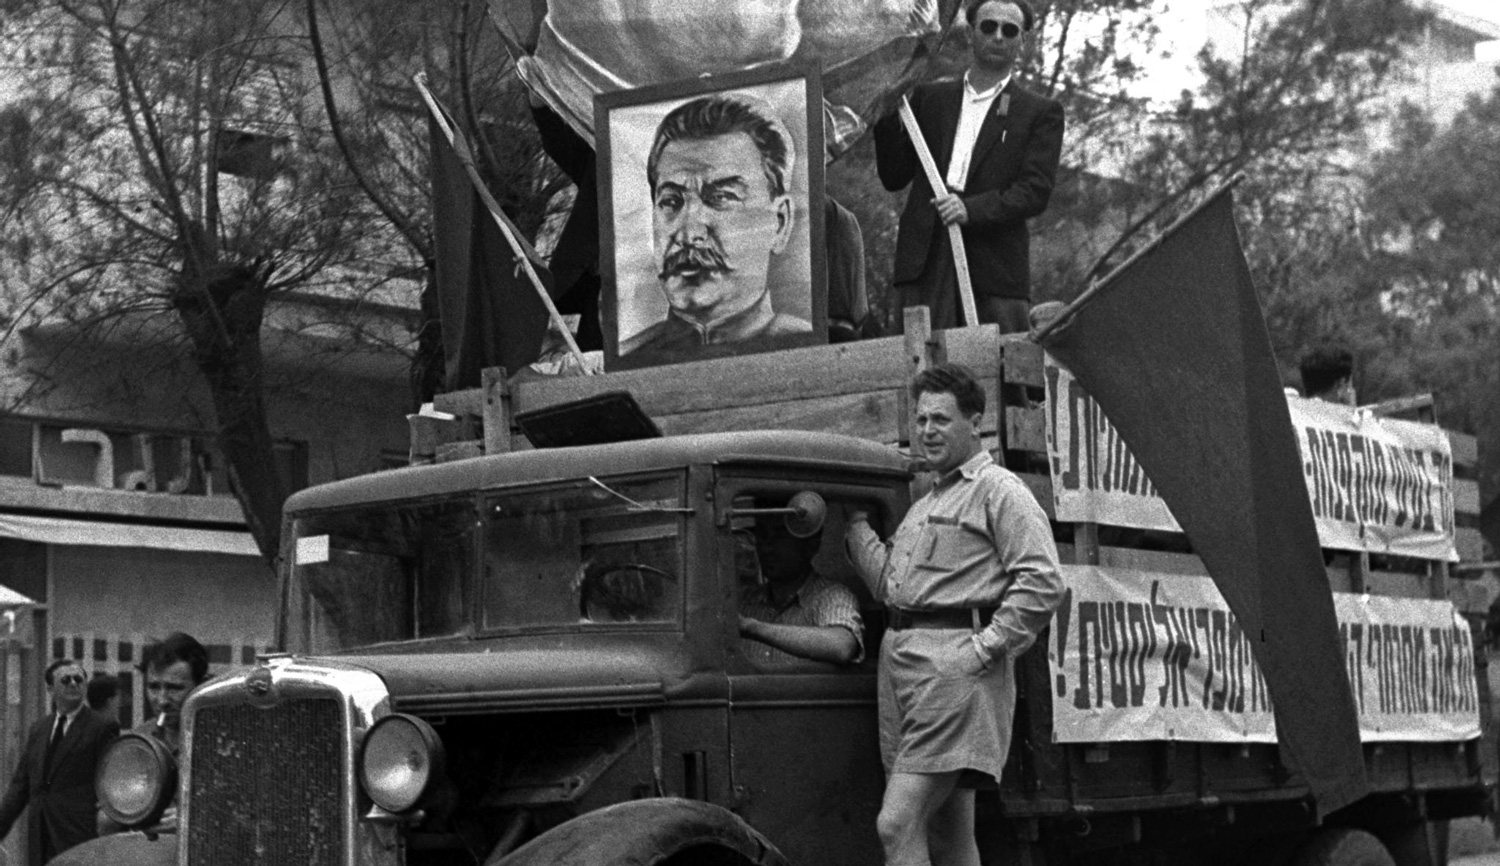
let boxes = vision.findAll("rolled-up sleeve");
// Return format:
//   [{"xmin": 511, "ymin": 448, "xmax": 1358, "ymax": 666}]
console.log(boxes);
[
  {"xmin": 844, "ymin": 516, "xmax": 890, "ymax": 599},
  {"xmin": 805, "ymin": 580, "xmax": 866, "ymax": 664}
]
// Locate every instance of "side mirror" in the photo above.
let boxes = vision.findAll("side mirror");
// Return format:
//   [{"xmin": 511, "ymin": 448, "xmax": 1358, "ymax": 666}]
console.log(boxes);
[
  {"xmin": 783, "ymin": 491, "xmax": 826, "ymax": 538},
  {"xmin": 725, "ymin": 491, "xmax": 827, "ymax": 538}
]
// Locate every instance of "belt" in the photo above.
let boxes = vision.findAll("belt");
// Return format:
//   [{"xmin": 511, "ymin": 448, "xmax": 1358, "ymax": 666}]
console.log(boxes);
[{"xmin": 887, "ymin": 607, "xmax": 996, "ymax": 632}]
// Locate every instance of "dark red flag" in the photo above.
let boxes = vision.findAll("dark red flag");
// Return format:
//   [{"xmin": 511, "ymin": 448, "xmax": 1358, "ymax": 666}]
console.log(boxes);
[
  {"xmin": 428, "ymin": 112, "xmax": 550, "ymax": 390},
  {"xmin": 1036, "ymin": 186, "xmax": 1368, "ymax": 815}
]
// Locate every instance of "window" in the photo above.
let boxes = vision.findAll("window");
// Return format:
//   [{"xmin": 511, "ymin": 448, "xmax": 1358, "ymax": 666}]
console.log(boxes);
[
  {"xmin": 726, "ymin": 485, "xmax": 893, "ymax": 671},
  {"xmin": 481, "ymin": 475, "xmax": 686, "ymax": 631},
  {"xmin": 292, "ymin": 497, "xmax": 475, "ymax": 652}
]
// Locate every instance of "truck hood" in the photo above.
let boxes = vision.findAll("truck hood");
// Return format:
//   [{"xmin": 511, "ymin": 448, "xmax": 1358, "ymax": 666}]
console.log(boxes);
[{"xmin": 309, "ymin": 643, "xmax": 718, "ymax": 715}]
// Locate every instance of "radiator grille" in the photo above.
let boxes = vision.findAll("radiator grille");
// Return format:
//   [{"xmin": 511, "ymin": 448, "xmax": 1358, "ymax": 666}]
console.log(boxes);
[{"xmin": 186, "ymin": 697, "xmax": 345, "ymax": 866}]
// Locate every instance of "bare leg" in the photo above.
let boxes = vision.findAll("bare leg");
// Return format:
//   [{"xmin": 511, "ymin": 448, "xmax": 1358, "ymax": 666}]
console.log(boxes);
[
  {"xmin": 927, "ymin": 787, "xmax": 979, "ymax": 866},
  {"xmin": 878, "ymin": 771, "xmax": 963, "ymax": 866}
]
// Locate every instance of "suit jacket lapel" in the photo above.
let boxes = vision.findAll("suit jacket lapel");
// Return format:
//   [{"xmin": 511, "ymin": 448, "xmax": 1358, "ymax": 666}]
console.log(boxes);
[
  {"xmin": 931, "ymin": 80, "xmax": 965, "ymax": 179},
  {"xmin": 967, "ymin": 80, "xmax": 1015, "ymax": 177},
  {"xmin": 46, "ymin": 711, "xmax": 86, "ymax": 779}
]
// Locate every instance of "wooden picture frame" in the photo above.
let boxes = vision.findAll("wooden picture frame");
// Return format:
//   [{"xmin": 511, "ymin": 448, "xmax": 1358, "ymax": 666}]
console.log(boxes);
[{"xmin": 595, "ymin": 62, "xmax": 827, "ymax": 371}]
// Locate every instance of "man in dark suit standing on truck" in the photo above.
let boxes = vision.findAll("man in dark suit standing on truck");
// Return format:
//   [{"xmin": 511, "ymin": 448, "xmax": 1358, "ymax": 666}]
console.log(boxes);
[
  {"xmin": 0, "ymin": 659, "xmax": 118, "ymax": 866},
  {"xmin": 874, "ymin": 0, "xmax": 1064, "ymax": 333}
]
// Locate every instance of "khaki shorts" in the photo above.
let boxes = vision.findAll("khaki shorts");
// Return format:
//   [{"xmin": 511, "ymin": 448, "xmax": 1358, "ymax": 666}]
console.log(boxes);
[{"xmin": 878, "ymin": 627, "xmax": 1016, "ymax": 782}]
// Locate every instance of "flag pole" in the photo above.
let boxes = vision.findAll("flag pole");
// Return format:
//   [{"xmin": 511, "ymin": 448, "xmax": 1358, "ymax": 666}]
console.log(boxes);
[
  {"xmin": 414, "ymin": 72, "xmax": 592, "ymax": 373},
  {"xmin": 898, "ymin": 96, "xmax": 980, "ymax": 328},
  {"xmin": 1030, "ymin": 172, "xmax": 1247, "ymax": 345}
]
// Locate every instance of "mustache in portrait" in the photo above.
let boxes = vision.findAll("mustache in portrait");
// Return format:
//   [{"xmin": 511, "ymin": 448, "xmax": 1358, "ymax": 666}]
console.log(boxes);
[{"xmin": 659, "ymin": 242, "xmax": 733, "ymax": 280}]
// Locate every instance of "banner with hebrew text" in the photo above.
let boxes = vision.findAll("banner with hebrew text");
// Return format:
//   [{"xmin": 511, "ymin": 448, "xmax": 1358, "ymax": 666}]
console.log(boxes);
[
  {"xmin": 1044, "ymin": 361, "xmax": 1457, "ymax": 560},
  {"xmin": 1050, "ymin": 566, "xmax": 1481, "ymax": 744}
]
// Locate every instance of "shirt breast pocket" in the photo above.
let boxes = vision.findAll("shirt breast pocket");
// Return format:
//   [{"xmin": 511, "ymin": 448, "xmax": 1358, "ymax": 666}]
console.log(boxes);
[{"xmin": 914, "ymin": 524, "xmax": 978, "ymax": 572}]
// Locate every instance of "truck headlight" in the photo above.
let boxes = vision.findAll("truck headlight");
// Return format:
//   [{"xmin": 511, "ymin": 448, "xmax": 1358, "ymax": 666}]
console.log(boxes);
[
  {"xmin": 359, "ymin": 713, "xmax": 445, "ymax": 813},
  {"xmin": 97, "ymin": 733, "xmax": 177, "ymax": 828}
]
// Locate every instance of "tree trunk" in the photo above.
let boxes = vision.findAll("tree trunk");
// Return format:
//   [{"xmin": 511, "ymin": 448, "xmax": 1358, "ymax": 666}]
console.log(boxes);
[{"xmin": 172, "ymin": 262, "xmax": 287, "ymax": 568}]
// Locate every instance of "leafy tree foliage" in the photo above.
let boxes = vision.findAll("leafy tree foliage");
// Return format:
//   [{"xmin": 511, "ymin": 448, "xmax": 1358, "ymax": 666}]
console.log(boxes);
[
  {"xmin": 305, "ymin": 0, "xmax": 569, "ymax": 398},
  {"xmin": 1358, "ymin": 90, "xmax": 1499, "ymax": 489},
  {"xmin": 0, "ymin": 0, "xmax": 404, "ymax": 561}
]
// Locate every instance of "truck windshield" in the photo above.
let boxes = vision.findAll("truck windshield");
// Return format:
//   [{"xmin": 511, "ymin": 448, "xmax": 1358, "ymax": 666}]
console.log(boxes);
[
  {"xmin": 290, "ymin": 497, "xmax": 476, "ymax": 653},
  {"xmin": 481, "ymin": 474, "xmax": 685, "ymax": 631}
]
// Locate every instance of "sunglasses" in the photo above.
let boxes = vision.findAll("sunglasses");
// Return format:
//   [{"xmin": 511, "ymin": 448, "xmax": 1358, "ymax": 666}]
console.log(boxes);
[
  {"xmin": 978, "ymin": 20, "xmax": 1022, "ymax": 38},
  {"xmin": 56, "ymin": 674, "xmax": 85, "ymax": 686}
]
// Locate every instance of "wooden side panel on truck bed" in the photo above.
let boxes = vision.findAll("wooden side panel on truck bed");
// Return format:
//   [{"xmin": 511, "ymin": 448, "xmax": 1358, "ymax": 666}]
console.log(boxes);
[
  {"xmin": 424, "ymin": 311, "xmax": 998, "ymax": 457},
  {"xmin": 989, "ymin": 336, "xmax": 1495, "ymax": 854},
  {"xmin": 426, "ymin": 316, "xmax": 1494, "ymax": 860}
]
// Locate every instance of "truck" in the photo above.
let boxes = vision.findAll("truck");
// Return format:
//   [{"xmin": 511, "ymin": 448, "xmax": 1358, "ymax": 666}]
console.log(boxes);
[{"xmin": 61, "ymin": 312, "xmax": 1494, "ymax": 866}]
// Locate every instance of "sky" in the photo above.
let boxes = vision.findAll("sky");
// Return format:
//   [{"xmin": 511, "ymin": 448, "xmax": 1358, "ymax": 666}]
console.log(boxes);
[{"xmin": 1135, "ymin": 0, "xmax": 1500, "ymax": 104}]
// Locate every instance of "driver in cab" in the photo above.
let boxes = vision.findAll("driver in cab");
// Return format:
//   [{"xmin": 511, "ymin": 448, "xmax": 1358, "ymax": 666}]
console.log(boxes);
[{"xmin": 737, "ymin": 517, "xmax": 863, "ymax": 666}]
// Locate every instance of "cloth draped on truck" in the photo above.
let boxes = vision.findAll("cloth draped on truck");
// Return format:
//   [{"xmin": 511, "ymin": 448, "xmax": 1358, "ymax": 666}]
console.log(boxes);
[{"xmin": 1035, "ymin": 185, "xmax": 1370, "ymax": 817}]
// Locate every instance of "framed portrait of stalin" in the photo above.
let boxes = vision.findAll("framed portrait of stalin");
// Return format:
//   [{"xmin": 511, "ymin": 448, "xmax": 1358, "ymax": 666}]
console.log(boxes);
[{"xmin": 595, "ymin": 63, "xmax": 827, "ymax": 371}]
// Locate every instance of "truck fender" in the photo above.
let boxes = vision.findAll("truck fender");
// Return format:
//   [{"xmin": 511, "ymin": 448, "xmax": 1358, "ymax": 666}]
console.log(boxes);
[
  {"xmin": 488, "ymin": 798, "xmax": 788, "ymax": 866},
  {"xmin": 1288, "ymin": 828, "xmax": 1397, "ymax": 866},
  {"xmin": 45, "ymin": 831, "xmax": 178, "ymax": 866}
]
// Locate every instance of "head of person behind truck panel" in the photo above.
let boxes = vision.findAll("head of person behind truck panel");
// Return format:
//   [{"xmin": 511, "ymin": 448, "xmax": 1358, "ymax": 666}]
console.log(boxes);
[
  {"xmin": 86, "ymin": 672, "xmax": 119, "ymax": 721},
  {"xmin": 1300, "ymin": 345, "xmax": 1356, "ymax": 406}
]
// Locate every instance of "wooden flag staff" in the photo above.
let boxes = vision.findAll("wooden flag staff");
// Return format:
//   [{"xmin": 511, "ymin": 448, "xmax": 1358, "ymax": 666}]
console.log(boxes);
[
  {"xmin": 898, "ymin": 96, "xmax": 980, "ymax": 328},
  {"xmin": 414, "ymin": 72, "xmax": 592, "ymax": 374}
]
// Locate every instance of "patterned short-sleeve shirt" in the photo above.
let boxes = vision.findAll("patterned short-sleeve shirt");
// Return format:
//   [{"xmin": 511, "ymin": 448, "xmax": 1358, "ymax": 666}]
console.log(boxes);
[{"xmin": 740, "ymin": 575, "xmax": 865, "ymax": 667}]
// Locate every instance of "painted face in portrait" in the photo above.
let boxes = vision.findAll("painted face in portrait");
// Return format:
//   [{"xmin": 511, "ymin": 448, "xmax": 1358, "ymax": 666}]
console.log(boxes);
[{"xmin": 651, "ymin": 132, "xmax": 794, "ymax": 326}]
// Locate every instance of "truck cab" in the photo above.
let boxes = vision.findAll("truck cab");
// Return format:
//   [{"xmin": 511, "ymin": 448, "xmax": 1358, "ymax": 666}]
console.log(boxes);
[
  {"xmin": 88, "ymin": 431, "xmax": 915, "ymax": 866},
  {"xmin": 67, "ymin": 324, "xmax": 1494, "ymax": 866}
]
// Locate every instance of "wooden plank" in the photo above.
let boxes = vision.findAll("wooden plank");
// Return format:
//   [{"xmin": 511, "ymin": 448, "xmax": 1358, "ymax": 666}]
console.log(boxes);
[
  {"xmin": 1427, "ymin": 560, "xmax": 1446, "ymax": 601},
  {"xmin": 1362, "ymin": 570, "xmax": 1434, "ymax": 600},
  {"xmin": 510, "ymin": 336, "xmax": 903, "ymax": 416},
  {"xmin": 481, "ymin": 367, "xmax": 512, "ymax": 455},
  {"xmin": 1457, "ymin": 528, "xmax": 1485, "ymax": 564},
  {"xmin": 1017, "ymin": 471, "xmax": 1053, "ymax": 519},
  {"xmin": 1006, "ymin": 405, "xmax": 1047, "ymax": 454},
  {"xmin": 1448, "ymin": 431, "xmax": 1478, "ymax": 469},
  {"xmin": 934, "ymin": 322, "xmax": 1001, "ymax": 371},
  {"xmin": 653, "ymin": 391, "xmax": 906, "ymax": 443},
  {"xmin": 903, "ymin": 309, "xmax": 939, "ymax": 458},
  {"xmin": 1324, "ymin": 563, "xmax": 1356, "ymax": 594},
  {"xmin": 1072, "ymin": 524, "xmax": 1099, "ymax": 566},
  {"xmin": 1097, "ymin": 547, "xmax": 1205, "ymax": 575},
  {"xmin": 1455, "ymin": 479, "xmax": 1480, "ymax": 517},
  {"xmin": 1350, "ymin": 551, "xmax": 1369, "ymax": 595},
  {"xmin": 0, "ymin": 476, "xmax": 245, "ymax": 525},
  {"xmin": 653, "ymin": 386, "xmax": 1001, "ymax": 444},
  {"xmin": 1000, "ymin": 337, "xmax": 1045, "ymax": 388},
  {"xmin": 433, "ymin": 388, "xmax": 484, "ymax": 420},
  {"xmin": 1447, "ymin": 578, "xmax": 1495, "ymax": 616},
  {"xmin": 435, "ymin": 440, "xmax": 484, "ymax": 463},
  {"xmin": 506, "ymin": 325, "xmax": 1003, "ymax": 421},
  {"xmin": 407, "ymin": 414, "xmax": 461, "ymax": 465},
  {"xmin": 1365, "ymin": 393, "xmax": 1434, "ymax": 419}
]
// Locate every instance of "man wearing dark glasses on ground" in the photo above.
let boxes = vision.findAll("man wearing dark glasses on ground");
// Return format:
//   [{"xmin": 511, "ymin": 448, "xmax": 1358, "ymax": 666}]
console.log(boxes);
[
  {"xmin": 875, "ymin": 0, "xmax": 1065, "ymax": 335},
  {"xmin": 0, "ymin": 659, "xmax": 119, "ymax": 865}
]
